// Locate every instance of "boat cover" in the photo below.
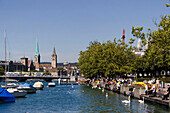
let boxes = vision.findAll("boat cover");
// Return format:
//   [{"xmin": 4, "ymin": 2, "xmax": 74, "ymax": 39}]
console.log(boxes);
[
  {"xmin": 0, "ymin": 88, "xmax": 15, "ymax": 102},
  {"xmin": 19, "ymin": 83, "xmax": 33, "ymax": 88}
]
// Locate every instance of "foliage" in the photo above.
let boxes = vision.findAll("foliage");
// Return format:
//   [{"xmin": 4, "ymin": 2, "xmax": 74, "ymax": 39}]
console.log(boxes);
[
  {"xmin": 78, "ymin": 39, "xmax": 136, "ymax": 78},
  {"xmin": 132, "ymin": 15, "xmax": 170, "ymax": 76},
  {"xmin": 44, "ymin": 70, "xmax": 51, "ymax": 75},
  {"xmin": 78, "ymin": 3, "xmax": 170, "ymax": 79},
  {"xmin": 0, "ymin": 66, "xmax": 4, "ymax": 75}
]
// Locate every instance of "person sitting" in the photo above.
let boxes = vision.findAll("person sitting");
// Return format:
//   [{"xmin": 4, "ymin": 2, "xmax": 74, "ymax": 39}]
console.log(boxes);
[
  {"xmin": 149, "ymin": 84, "xmax": 156, "ymax": 97},
  {"xmin": 148, "ymin": 84, "xmax": 152, "ymax": 95},
  {"xmin": 145, "ymin": 83, "xmax": 148, "ymax": 95},
  {"xmin": 162, "ymin": 85, "xmax": 170, "ymax": 100},
  {"xmin": 156, "ymin": 78, "xmax": 160, "ymax": 88}
]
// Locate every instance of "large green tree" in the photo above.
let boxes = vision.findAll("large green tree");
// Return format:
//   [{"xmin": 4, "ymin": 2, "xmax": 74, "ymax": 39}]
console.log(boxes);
[
  {"xmin": 78, "ymin": 38, "xmax": 136, "ymax": 79},
  {"xmin": 131, "ymin": 15, "xmax": 170, "ymax": 77}
]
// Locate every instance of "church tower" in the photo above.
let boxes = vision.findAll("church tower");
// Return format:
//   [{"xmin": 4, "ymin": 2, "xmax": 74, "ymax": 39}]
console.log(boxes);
[
  {"xmin": 137, "ymin": 38, "xmax": 142, "ymax": 52},
  {"xmin": 34, "ymin": 39, "xmax": 40, "ymax": 64},
  {"xmin": 51, "ymin": 47, "xmax": 57, "ymax": 68}
]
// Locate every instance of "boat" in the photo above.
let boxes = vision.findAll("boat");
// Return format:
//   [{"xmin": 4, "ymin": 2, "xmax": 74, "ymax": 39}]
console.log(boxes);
[
  {"xmin": 1, "ymin": 83, "xmax": 19, "ymax": 89},
  {"xmin": 48, "ymin": 82, "xmax": 56, "ymax": 87},
  {"xmin": 0, "ymin": 88, "xmax": 15, "ymax": 103},
  {"xmin": 17, "ymin": 83, "xmax": 37, "ymax": 94},
  {"xmin": 26, "ymin": 79, "xmax": 44, "ymax": 82},
  {"xmin": 0, "ymin": 32, "xmax": 15, "ymax": 103},
  {"xmin": 59, "ymin": 82, "xmax": 79, "ymax": 85},
  {"xmin": 33, "ymin": 81, "xmax": 44, "ymax": 90},
  {"xmin": 7, "ymin": 88, "xmax": 27, "ymax": 98}
]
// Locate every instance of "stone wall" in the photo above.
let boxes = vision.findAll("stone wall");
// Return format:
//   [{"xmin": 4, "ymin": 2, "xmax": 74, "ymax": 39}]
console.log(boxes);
[
  {"xmin": 125, "ymin": 87, "xmax": 130, "ymax": 95},
  {"xmin": 120, "ymin": 86, "xmax": 125, "ymax": 94},
  {"xmin": 100, "ymin": 83, "xmax": 106, "ymax": 88},
  {"xmin": 109, "ymin": 85, "xmax": 115, "ymax": 91},
  {"xmin": 134, "ymin": 88, "xmax": 145, "ymax": 99},
  {"xmin": 120, "ymin": 86, "xmax": 145, "ymax": 98}
]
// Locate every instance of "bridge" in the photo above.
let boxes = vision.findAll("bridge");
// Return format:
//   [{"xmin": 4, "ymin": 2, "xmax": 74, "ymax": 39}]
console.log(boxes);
[{"xmin": 0, "ymin": 76, "xmax": 75, "ymax": 82}]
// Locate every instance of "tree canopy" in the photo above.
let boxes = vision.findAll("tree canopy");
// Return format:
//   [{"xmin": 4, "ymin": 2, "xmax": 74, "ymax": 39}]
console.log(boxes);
[
  {"xmin": 78, "ymin": 39, "xmax": 136, "ymax": 78},
  {"xmin": 78, "ymin": 3, "xmax": 170, "ymax": 79}
]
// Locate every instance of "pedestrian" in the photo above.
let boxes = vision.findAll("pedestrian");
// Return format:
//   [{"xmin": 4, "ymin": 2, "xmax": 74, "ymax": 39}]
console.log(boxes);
[
  {"xmin": 162, "ymin": 85, "xmax": 170, "ymax": 100},
  {"xmin": 156, "ymin": 78, "xmax": 160, "ymax": 88}
]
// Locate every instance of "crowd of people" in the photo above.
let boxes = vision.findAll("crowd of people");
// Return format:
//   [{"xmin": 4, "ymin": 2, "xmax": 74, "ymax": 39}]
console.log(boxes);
[{"xmin": 90, "ymin": 76, "xmax": 170, "ymax": 100}]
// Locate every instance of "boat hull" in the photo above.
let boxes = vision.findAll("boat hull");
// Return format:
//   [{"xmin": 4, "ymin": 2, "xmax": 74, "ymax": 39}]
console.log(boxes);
[
  {"xmin": 48, "ymin": 85, "xmax": 56, "ymax": 87},
  {"xmin": 35, "ymin": 87, "xmax": 44, "ymax": 90},
  {"xmin": 18, "ymin": 88, "xmax": 36, "ymax": 94},
  {"xmin": 48, "ymin": 82, "xmax": 56, "ymax": 87},
  {"xmin": 12, "ymin": 91, "xmax": 27, "ymax": 98},
  {"xmin": 1, "ymin": 84, "xmax": 19, "ymax": 89},
  {"xmin": 33, "ymin": 82, "xmax": 44, "ymax": 90}
]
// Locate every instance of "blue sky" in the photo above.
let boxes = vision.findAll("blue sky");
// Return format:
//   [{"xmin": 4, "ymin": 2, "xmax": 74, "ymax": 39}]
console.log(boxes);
[{"xmin": 0, "ymin": 0, "xmax": 169, "ymax": 62}]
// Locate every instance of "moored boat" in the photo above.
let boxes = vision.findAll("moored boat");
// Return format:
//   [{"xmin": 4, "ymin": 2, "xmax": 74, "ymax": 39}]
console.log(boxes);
[
  {"xmin": 48, "ymin": 82, "xmax": 56, "ymax": 87},
  {"xmin": 7, "ymin": 88, "xmax": 27, "ymax": 98},
  {"xmin": 1, "ymin": 83, "xmax": 19, "ymax": 89},
  {"xmin": 17, "ymin": 83, "xmax": 37, "ymax": 94},
  {"xmin": 33, "ymin": 81, "xmax": 44, "ymax": 90},
  {"xmin": 0, "ymin": 88, "xmax": 15, "ymax": 103}
]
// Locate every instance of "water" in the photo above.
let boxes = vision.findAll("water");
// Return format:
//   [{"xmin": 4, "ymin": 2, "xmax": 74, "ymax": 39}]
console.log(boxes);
[{"xmin": 0, "ymin": 82, "xmax": 169, "ymax": 113}]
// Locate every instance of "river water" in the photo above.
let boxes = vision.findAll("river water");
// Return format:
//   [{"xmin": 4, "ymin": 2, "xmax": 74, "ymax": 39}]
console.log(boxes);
[{"xmin": 0, "ymin": 82, "xmax": 169, "ymax": 113}]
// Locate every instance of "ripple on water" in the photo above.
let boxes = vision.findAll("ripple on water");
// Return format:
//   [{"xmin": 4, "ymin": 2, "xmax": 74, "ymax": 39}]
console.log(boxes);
[{"xmin": 0, "ymin": 83, "xmax": 169, "ymax": 113}]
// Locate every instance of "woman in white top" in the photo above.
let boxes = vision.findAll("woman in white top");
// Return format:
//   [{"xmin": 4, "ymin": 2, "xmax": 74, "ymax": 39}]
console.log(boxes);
[{"xmin": 156, "ymin": 78, "xmax": 160, "ymax": 88}]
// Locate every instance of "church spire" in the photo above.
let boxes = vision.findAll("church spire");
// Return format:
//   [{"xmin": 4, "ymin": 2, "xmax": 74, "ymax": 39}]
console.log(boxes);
[
  {"xmin": 36, "ymin": 39, "xmax": 40, "ymax": 56},
  {"xmin": 52, "ymin": 47, "xmax": 56, "ymax": 55},
  {"xmin": 34, "ymin": 38, "xmax": 40, "ymax": 64},
  {"xmin": 137, "ymin": 38, "xmax": 142, "ymax": 51}
]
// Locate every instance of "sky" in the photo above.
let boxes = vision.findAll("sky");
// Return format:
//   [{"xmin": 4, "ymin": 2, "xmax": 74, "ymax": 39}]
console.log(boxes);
[{"xmin": 0, "ymin": 0, "xmax": 169, "ymax": 63}]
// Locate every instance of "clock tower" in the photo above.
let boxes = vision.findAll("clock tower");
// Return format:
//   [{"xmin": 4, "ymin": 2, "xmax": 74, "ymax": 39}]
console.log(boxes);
[{"xmin": 51, "ymin": 47, "xmax": 57, "ymax": 68}]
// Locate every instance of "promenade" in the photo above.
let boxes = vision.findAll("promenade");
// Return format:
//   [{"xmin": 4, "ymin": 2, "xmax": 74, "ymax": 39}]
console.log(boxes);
[{"xmin": 90, "ymin": 80, "xmax": 170, "ymax": 108}]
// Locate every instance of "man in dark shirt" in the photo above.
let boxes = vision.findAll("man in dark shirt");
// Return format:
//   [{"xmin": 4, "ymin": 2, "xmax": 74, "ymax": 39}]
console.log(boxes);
[{"xmin": 162, "ymin": 85, "xmax": 170, "ymax": 100}]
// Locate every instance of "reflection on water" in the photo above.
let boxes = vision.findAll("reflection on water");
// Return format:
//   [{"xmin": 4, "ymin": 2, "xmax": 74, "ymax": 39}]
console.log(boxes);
[
  {"xmin": 0, "ymin": 82, "xmax": 169, "ymax": 113},
  {"xmin": 79, "ymin": 86, "xmax": 169, "ymax": 113}
]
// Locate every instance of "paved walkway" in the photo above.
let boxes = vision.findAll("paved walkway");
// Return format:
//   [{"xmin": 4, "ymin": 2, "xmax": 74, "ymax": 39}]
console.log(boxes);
[{"xmin": 141, "ymin": 94, "xmax": 169, "ymax": 106}]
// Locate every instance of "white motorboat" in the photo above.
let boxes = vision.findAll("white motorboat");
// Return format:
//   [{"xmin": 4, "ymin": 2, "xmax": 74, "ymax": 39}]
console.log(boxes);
[
  {"xmin": 48, "ymin": 82, "xmax": 56, "ymax": 87},
  {"xmin": 7, "ymin": 88, "xmax": 27, "ymax": 98},
  {"xmin": 33, "ymin": 81, "xmax": 44, "ymax": 90},
  {"xmin": 1, "ymin": 83, "xmax": 19, "ymax": 89},
  {"xmin": 17, "ymin": 83, "xmax": 36, "ymax": 94}
]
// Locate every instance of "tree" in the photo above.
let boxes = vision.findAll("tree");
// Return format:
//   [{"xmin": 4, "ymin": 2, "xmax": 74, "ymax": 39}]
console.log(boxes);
[
  {"xmin": 0, "ymin": 66, "xmax": 4, "ymax": 75},
  {"xmin": 131, "ymin": 15, "xmax": 170, "ymax": 77},
  {"xmin": 78, "ymin": 39, "xmax": 136, "ymax": 79},
  {"xmin": 44, "ymin": 70, "xmax": 51, "ymax": 75}
]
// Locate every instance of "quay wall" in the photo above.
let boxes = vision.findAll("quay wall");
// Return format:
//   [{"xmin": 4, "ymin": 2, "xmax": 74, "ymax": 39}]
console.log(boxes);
[
  {"xmin": 134, "ymin": 88, "xmax": 145, "ymax": 99},
  {"xmin": 90, "ymin": 82, "xmax": 170, "ymax": 107}
]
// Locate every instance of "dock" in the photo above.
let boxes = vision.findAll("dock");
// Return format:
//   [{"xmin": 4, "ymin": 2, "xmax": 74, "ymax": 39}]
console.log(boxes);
[{"xmin": 141, "ymin": 94, "xmax": 169, "ymax": 107}]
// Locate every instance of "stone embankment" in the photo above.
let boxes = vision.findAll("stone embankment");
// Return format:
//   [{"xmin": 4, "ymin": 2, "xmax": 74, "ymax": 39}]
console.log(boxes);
[{"xmin": 90, "ymin": 82, "xmax": 170, "ymax": 107}]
